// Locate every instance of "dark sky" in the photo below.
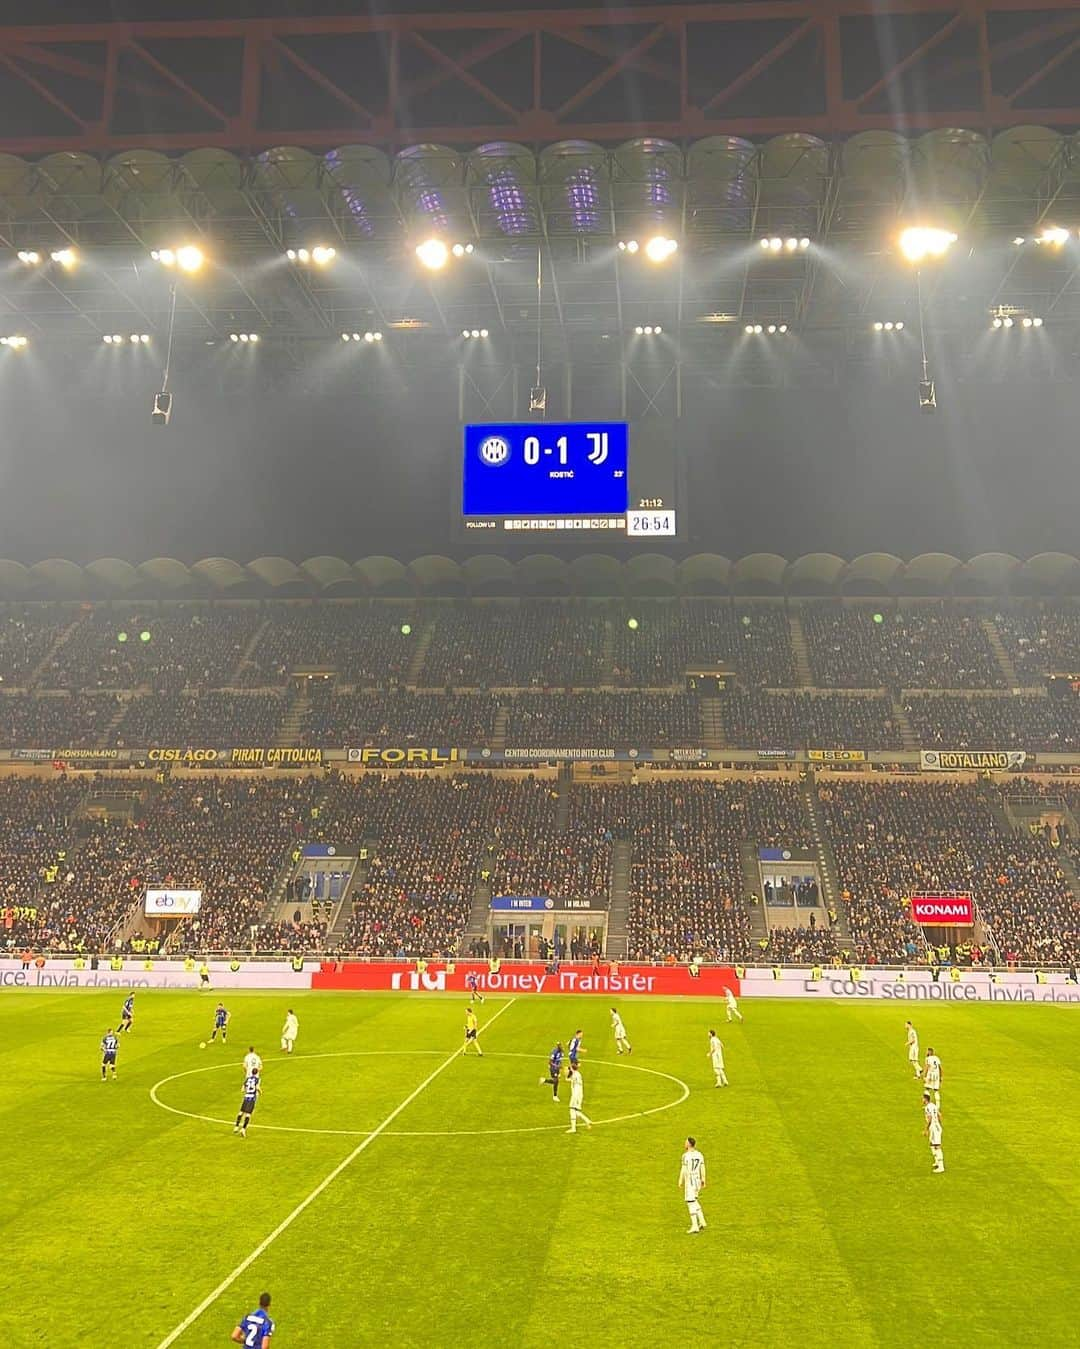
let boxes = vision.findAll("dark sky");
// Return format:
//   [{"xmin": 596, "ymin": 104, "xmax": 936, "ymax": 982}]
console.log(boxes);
[{"xmin": 0, "ymin": 0, "xmax": 608, "ymax": 22}]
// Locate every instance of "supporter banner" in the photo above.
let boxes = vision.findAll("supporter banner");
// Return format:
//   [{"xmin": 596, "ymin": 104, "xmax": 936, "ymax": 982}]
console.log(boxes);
[
  {"xmin": 740, "ymin": 968, "xmax": 1079, "ymax": 1003},
  {"xmin": 759, "ymin": 847, "xmax": 817, "ymax": 862},
  {"xmin": 501, "ymin": 747, "xmax": 632, "ymax": 761},
  {"xmin": 346, "ymin": 747, "xmax": 465, "ymax": 765},
  {"xmin": 11, "ymin": 748, "xmax": 126, "ymax": 763},
  {"xmin": 756, "ymin": 749, "xmax": 796, "ymax": 760},
  {"xmin": 920, "ymin": 750, "xmax": 1027, "ymax": 771},
  {"xmin": 490, "ymin": 896, "xmax": 596, "ymax": 911},
  {"xmin": 910, "ymin": 894, "xmax": 975, "ymax": 925},
  {"xmin": 808, "ymin": 749, "xmax": 867, "ymax": 762},
  {"xmin": 670, "ymin": 748, "xmax": 707, "ymax": 761},
  {"xmin": 146, "ymin": 747, "xmax": 322, "ymax": 766},
  {"xmin": 311, "ymin": 960, "xmax": 738, "ymax": 997},
  {"xmin": 144, "ymin": 888, "xmax": 202, "ymax": 917},
  {"xmin": 301, "ymin": 843, "xmax": 344, "ymax": 858}
]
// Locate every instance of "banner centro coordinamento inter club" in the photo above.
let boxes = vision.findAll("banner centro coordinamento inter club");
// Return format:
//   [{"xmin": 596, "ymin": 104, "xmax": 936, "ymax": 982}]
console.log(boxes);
[{"xmin": 909, "ymin": 894, "xmax": 975, "ymax": 925}]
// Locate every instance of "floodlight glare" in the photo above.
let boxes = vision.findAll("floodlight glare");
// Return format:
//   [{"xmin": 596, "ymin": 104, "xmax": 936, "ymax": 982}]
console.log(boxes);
[
  {"xmin": 363, "ymin": 331, "xmax": 375, "ymax": 342},
  {"xmin": 767, "ymin": 324, "xmax": 777, "ymax": 334},
  {"xmin": 884, "ymin": 322, "xmax": 894, "ymax": 331},
  {"xmin": 627, "ymin": 618, "xmax": 639, "ymax": 630},
  {"xmin": 479, "ymin": 329, "xmax": 488, "ymax": 339},
  {"xmin": 899, "ymin": 227, "xmax": 957, "ymax": 263},
  {"xmin": 452, "ymin": 243, "xmax": 465, "ymax": 257},
  {"xmin": 17, "ymin": 250, "xmax": 40, "ymax": 265},
  {"xmin": 352, "ymin": 333, "xmax": 361, "ymax": 341},
  {"xmin": 311, "ymin": 246, "xmax": 336, "ymax": 265},
  {"xmin": 1002, "ymin": 316, "xmax": 1014, "ymax": 328},
  {"xmin": 778, "ymin": 324, "xmax": 788, "ymax": 333},
  {"xmin": 287, "ymin": 249, "xmax": 297, "ymax": 260},
  {"xmin": 416, "ymin": 238, "xmax": 449, "ymax": 270},
  {"xmin": 1022, "ymin": 317, "xmax": 1033, "ymax": 328},
  {"xmin": 799, "ymin": 238, "xmax": 810, "ymax": 250},
  {"xmin": 873, "ymin": 322, "xmax": 884, "ymax": 331},
  {"xmin": 753, "ymin": 324, "xmax": 763, "ymax": 334},
  {"xmin": 1032, "ymin": 316, "xmax": 1043, "ymax": 327},
  {"xmin": 297, "ymin": 248, "xmax": 310, "ymax": 263},
  {"xmin": 768, "ymin": 237, "xmax": 782, "ymax": 251},
  {"xmin": 635, "ymin": 326, "xmax": 644, "ymax": 335},
  {"xmin": 1038, "ymin": 227, "xmax": 1069, "ymax": 247},
  {"xmin": 991, "ymin": 317, "xmax": 1002, "ymax": 329},
  {"xmin": 784, "ymin": 238, "xmax": 798, "ymax": 252},
  {"xmin": 342, "ymin": 333, "xmax": 352, "ymax": 341},
  {"xmin": 895, "ymin": 321, "xmax": 904, "ymax": 331},
  {"xmin": 239, "ymin": 333, "xmax": 249, "ymax": 342},
  {"xmin": 644, "ymin": 235, "xmax": 677, "ymax": 263},
  {"xmin": 618, "ymin": 239, "xmax": 640, "ymax": 254},
  {"xmin": 0, "ymin": 335, "xmax": 28, "ymax": 348},
  {"xmin": 50, "ymin": 248, "xmax": 77, "ymax": 268},
  {"xmin": 744, "ymin": 325, "xmax": 754, "ymax": 334}
]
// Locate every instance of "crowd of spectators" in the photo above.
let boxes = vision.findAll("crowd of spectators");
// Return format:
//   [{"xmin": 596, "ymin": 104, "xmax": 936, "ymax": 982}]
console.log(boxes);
[
  {"xmin": 40, "ymin": 607, "xmax": 258, "ymax": 691},
  {"xmin": 623, "ymin": 778, "xmax": 813, "ymax": 962},
  {"xmin": 0, "ymin": 609, "xmax": 73, "ymax": 686},
  {"xmin": 114, "ymin": 692, "xmax": 287, "ymax": 746},
  {"xmin": 0, "ymin": 777, "xmax": 84, "ymax": 948},
  {"xmin": 0, "ymin": 694, "xmax": 122, "ymax": 748},
  {"xmin": 803, "ymin": 604, "xmax": 1006, "ymax": 688},
  {"xmin": 992, "ymin": 604, "xmax": 1080, "ymax": 682},
  {"xmin": 818, "ymin": 779, "xmax": 1079, "ymax": 963},
  {"xmin": 239, "ymin": 605, "xmax": 416, "ymax": 687},
  {"xmin": 720, "ymin": 691, "xmax": 902, "ymax": 749},
  {"xmin": 503, "ymin": 693, "xmax": 702, "ymax": 747},
  {"xmin": 300, "ymin": 686, "xmax": 498, "ymax": 746},
  {"xmin": 904, "ymin": 695, "xmax": 1080, "ymax": 752},
  {"xmin": 761, "ymin": 925, "xmax": 837, "ymax": 963},
  {"xmin": 611, "ymin": 602, "xmax": 795, "ymax": 687},
  {"xmin": 419, "ymin": 605, "xmax": 606, "ymax": 687}
]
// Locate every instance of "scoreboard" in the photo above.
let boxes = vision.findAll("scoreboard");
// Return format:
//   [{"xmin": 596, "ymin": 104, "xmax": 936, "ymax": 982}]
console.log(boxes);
[{"xmin": 461, "ymin": 420, "xmax": 679, "ymax": 536}]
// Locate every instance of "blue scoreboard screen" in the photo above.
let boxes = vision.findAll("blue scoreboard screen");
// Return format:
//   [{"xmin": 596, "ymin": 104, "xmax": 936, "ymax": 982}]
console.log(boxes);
[{"xmin": 461, "ymin": 421, "xmax": 678, "ymax": 536}]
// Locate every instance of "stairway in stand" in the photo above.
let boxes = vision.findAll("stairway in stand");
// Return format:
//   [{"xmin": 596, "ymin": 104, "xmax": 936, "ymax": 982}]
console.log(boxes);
[
  {"xmin": 982, "ymin": 616, "xmax": 1021, "ymax": 687},
  {"xmin": 700, "ymin": 696, "xmax": 724, "ymax": 753},
  {"xmin": 801, "ymin": 776, "xmax": 850, "ymax": 942},
  {"xmin": 787, "ymin": 610, "xmax": 814, "ymax": 687},
  {"xmin": 405, "ymin": 619, "xmax": 435, "ymax": 687},
  {"xmin": 605, "ymin": 839, "xmax": 632, "ymax": 958},
  {"xmin": 275, "ymin": 686, "xmax": 310, "ymax": 746},
  {"xmin": 739, "ymin": 842, "xmax": 769, "ymax": 943},
  {"xmin": 890, "ymin": 695, "xmax": 920, "ymax": 750}
]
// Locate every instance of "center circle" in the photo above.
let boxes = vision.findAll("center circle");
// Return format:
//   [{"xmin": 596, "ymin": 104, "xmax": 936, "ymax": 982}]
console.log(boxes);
[{"xmin": 149, "ymin": 1050, "xmax": 690, "ymax": 1138}]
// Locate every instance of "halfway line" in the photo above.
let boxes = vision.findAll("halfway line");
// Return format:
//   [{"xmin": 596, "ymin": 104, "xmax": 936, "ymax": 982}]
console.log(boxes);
[{"xmin": 155, "ymin": 997, "xmax": 516, "ymax": 1348}]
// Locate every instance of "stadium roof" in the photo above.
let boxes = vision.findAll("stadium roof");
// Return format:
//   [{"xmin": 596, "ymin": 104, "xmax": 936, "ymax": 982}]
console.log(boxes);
[
  {"xmin": 3, "ymin": 552, "xmax": 1079, "ymax": 598},
  {"xmin": 2, "ymin": 129, "xmax": 1080, "ymax": 351}
]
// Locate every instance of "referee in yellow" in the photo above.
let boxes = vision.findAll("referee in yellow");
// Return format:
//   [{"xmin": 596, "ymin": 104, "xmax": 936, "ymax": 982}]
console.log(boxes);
[{"xmin": 463, "ymin": 1005, "xmax": 484, "ymax": 1056}]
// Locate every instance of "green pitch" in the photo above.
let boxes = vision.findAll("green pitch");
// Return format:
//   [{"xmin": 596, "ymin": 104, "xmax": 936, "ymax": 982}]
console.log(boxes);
[{"xmin": 2, "ymin": 993, "xmax": 1077, "ymax": 1348}]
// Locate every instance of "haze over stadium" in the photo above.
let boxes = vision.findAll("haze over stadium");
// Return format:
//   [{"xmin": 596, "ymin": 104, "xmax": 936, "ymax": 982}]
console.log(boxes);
[{"xmin": 0, "ymin": 1, "xmax": 1078, "ymax": 1347}]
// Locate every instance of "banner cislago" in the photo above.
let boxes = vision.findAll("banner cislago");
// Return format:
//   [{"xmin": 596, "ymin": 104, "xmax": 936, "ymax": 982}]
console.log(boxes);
[
  {"xmin": 144, "ymin": 888, "xmax": 202, "ymax": 916},
  {"xmin": 147, "ymin": 747, "xmax": 323, "ymax": 765},
  {"xmin": 909, "ymin": 894, "xmax": 975, "ymax": 925}
]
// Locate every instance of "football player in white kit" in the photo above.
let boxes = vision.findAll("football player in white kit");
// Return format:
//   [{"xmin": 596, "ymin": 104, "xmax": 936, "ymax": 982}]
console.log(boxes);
[
  {"xmin": 281, "ymin": 1008, "xmax": 299, "ymax": 1054},
  {"xmin": 679, "ymin": 1136, "xmax": 707, "ymax": 1233},
  {"xmin": 566, "ymin": 1063, "xmax": 593, "ymax": 1134},
  {"xmin": 923, "ymin": 1092, "xmax": 944, "ymax": 1172},
  {"xmin": 905, "ymin": 1020, "xmax": 921, "ymax": 1078},
  {"xmin": 243, "ymin": 1046, "xmax": 262, "ymax": 1078},
  {"xmin": 924, "ymin": 1047, "xmax": 942, "ymax": 1103},
  {"xmin": 708, "ymin": 1030, "xmax": 729, "ymax": 1087},
  {"xmin": 610, "ymin": 1006, "xmax": 632, "ymax": 1055},
  {"xmin": 725, "ymin": 988, "xmax": 743, "ymax": 1023}
]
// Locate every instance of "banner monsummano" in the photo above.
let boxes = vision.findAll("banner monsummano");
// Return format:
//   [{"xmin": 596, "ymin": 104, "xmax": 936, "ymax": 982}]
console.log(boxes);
[
  {"xmin": 311, "ymin": 961, "xmax": 738, "ymax": 996},
  {"xmin": 920, "ymin": 749, "xmax": 1027, "ymax": 771},
  {"xmin": 144, "ymin": 889, "xmax": 203, "ymax": 917},
  {"xmin": 909, "ymin": 894, "xmax": 975, "ymax": 925}
]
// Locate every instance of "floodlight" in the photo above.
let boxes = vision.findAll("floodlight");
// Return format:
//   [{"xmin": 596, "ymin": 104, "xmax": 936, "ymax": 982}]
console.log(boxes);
[
  {"xmin": 873, "ymin": 322, "xmax": 884, "ymax": 331},
  {"xmin": 1032, "ymin": 316, "xmax": 1043, "ymax": 327},
  {"xmin": 799, "ymin": 238, "xmax": 810, "ymax": 250},
  {"xmin": 0, "ymin": 335, "xmax": 27, "ymax": 348},
  {"xmin": 311, "ymin": 246, "xmax": 336, "ymax": 265},
  {"xmin": 778, "ymin": 324, "xmax": 788, "ymax": 333},
  {"xmin": 1022, "ymin": 317, "xmax": 1033, "ymax": 328},
  {"xmin": 478, "ymin": 329, "xmax": 488, "ymax": 339},
  {"xmin": 635, "ymin": 325, "xmax": 644, "ymax": 335},
  {"xmin": 176, "ymin": 245, "xmax": 203, "ymax": 272},
  {"xmin": 1002, "ymin": 317, "xmax": 1013, "ymax": 328},
  {"xmin": 753, "ymin": 324, "xmax": 763, "ymax": 334},
  {"xmin": 768, "ymin": 237, "xmax": 782, "ymax": 251},
  {"xmin": 17, "ymin": 250, "xmax": 40, "ymax": 265},
  {"xmin": 50, "ymin": 248, "xmax": 77, "ymax": 268},
  {"xmin": 627, "ymin": 618, "xmax": 639, "ymax": 630},
  {"xmin": 1038, "ymin": 227, "xmax": 1069, "ymax": 247},
  {"xmin": 899, "ymin": 227, "xmax": 957, "ymax": 263},
  {"xmin": 416, "ymin": 238, "xmax": 449, "ymax": 270},
  {"xmin": 744, "ymin": 325, "xmax": 754, "ymax": 334},
  {"xmin": 618, "ymin": 239, "xmax": 639, "ymax": 254},
  {"xmin": 784, "ymin": 238, "xmax": 798, "ymax": 252},
  {"xmin": 767, "ymin": 324, "xmax": 776, "ymax": 334},
  {"xmin": 644, "ymin": 235, "xmax": 677, "ymax": 263}
]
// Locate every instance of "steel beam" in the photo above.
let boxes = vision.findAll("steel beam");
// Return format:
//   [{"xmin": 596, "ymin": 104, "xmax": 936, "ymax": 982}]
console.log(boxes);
[{"xmin": 0, "ymin": 2, "xmax": 1075, "ymax": 154}]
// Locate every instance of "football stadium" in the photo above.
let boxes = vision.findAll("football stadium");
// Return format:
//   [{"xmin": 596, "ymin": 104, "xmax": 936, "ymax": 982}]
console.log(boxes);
[{"xmin": 1, "ymin": 1, "xmax": 1079, "ymax": 1345}]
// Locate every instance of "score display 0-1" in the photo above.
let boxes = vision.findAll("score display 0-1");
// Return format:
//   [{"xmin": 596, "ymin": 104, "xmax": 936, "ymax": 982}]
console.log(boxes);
[{"xmin": 461, "ymin": 421, "xmax": 678, "ymax": 535}]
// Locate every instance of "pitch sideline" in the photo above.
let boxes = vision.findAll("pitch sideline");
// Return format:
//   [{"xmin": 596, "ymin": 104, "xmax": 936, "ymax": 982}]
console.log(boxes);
[{"xmin": 155, "ymin": 997, "xmax": 517, "ymax": 1348}]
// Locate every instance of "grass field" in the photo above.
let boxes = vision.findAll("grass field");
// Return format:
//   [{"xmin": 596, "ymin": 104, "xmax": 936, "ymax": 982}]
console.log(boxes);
[{"xmin": 2, "ymin": 991, "xmax": 1077, "ymax": 1348}]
